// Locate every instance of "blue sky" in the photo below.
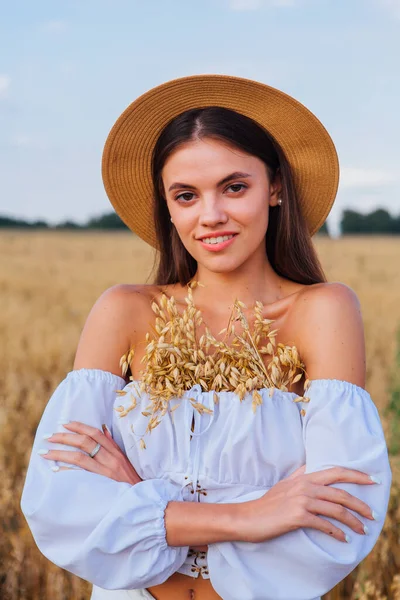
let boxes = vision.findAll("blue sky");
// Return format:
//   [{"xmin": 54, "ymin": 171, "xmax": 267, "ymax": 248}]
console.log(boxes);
[{"xmin": 1, "ymin": 0, "xmax": 399, "ymax": 236}]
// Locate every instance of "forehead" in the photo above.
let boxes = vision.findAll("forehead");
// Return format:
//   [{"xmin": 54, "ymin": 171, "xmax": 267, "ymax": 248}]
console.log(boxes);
[{"xmin": 162, "ymin": 137, "xmax": 264, "ymax": 181}]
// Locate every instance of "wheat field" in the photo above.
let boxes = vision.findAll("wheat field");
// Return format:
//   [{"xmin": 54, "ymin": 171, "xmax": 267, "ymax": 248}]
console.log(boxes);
[{"xmin": 1, "ymin": 230, "xmax": 399, "ymax": 600}]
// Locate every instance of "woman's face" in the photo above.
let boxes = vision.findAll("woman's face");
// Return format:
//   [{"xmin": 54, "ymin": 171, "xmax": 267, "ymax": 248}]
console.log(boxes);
[{"xmin": 161, "ymin": 137, "xmax": 281, "ymax": 274}]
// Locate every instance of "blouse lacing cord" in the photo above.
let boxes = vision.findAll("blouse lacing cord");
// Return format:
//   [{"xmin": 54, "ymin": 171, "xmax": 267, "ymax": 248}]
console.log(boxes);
[
  {"xmin": 183, "ymin": 384, "xmax": 216, "ymax": 499},
  {"xmin": 183, "ymin": 383, "xmax": 215, "ymax": 576}
]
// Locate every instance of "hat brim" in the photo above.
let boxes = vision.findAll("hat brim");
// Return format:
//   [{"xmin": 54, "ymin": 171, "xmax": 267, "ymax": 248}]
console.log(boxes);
[{"xmin": 102, "ymin": 74, "xmax": 339, "ymax": 247}]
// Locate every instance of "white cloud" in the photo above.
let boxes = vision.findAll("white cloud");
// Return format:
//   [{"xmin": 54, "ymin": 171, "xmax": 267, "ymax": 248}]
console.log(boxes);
[
  {"xmin": 228, "ymin": 0, "xmax": 295, "ymax": 10},
  {"xmin": 10, "ymin": 135, "xmax": 48, "ymax": 150},
  {"xmin": 41, "ymin": 20, "xmax": 67, "ymax": 33},
  {"xmin": 340, "ymin": 167, "xmax": 398, "ymax": 189},
  {"xmin": 376, "ymin": 0, "xmax": 400, "ymax": 18},
  {"xmin": 0, "ymin": 75, "xmax": 10, "ymax": 99}
]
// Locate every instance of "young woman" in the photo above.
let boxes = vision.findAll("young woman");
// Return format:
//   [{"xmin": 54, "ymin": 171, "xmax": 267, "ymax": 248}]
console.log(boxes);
[{"xmin": 21, "ymin": 75, "xmax": 391, "ymax": 600}]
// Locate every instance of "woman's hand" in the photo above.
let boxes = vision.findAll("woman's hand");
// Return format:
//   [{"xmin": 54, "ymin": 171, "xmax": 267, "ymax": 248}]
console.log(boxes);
[
  {"xmin": 39, "ymin": 422, "xmax": 143, "ymax": 485},
  {"xmin": 240, "ymin": 465, "xmax": 379, "ymax": 544}
]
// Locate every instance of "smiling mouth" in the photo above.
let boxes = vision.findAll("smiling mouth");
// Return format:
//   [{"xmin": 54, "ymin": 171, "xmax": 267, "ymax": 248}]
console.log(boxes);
[{"xmin": 201, "ymin": 234, "xmax": 236, "ymax": 245}]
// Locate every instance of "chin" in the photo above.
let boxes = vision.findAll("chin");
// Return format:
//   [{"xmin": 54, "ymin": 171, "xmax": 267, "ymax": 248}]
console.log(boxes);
[{"xmin": 197, "ymin": 256, "xmax": 248, "ymax": 274}]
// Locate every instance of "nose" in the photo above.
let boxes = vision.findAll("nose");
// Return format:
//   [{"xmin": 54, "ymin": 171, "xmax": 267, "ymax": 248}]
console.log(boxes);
[{"xmin": 198, "ymin": 197, "xmax": 228, "ymax": 227}]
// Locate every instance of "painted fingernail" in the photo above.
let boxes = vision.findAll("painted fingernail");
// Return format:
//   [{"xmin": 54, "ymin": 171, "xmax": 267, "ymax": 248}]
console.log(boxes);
[
  {"xmin": 345, "ymin": 534, "xmax": 351, "ymax": 543},
  {"xmin": 369, "ymin": 475, "xmax": 381, "ymax": 484},
  {"xmin": 372, "ymin": 511, "xmax": 380, "ymax": 521},
  {"xmin": 51, "ymin": 466, "xmax": 60, "ymax": 472},
  {"xmin": 363, "ymin": 525, "xmax": 369, "ymax": 535},
  {"xmin": 43, "ymin": 433, "xmax": 53, "ymax": 440},
  {"xmin": 38, "ymin": 449, "xmax": 48, "ymax": 455}
]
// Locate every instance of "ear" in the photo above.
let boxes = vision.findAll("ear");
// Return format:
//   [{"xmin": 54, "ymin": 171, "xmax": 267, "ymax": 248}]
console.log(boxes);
[{"xmin": 269, "ymin": 171, "xmax": 282, "ymax": 207}]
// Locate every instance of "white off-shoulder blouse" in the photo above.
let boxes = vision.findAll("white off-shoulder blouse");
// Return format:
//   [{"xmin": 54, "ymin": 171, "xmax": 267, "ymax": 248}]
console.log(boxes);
[{"xmin": 21, "ymin": 369, "xmax": 391, "ymax": 600}]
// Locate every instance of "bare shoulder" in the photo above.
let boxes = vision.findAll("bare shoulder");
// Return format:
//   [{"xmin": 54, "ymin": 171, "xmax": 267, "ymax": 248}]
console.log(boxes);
[
  {"xmin": 94, "ymin": 282, "xmax": 164, "ymax": 312},
  {"xmin": 73, "ymin": 283, "xmax": 159, "ymax": 378},
  {"xmin": 289, "ymin": 282, "xmax": 366, "ymax": 387},
  {"xmin": 293, "ymin": 281, "xmax": 362, "ymax": 316}
]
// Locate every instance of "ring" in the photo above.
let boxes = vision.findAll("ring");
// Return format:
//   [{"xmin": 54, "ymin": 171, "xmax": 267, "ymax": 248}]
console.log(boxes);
[{"xmin": 89, "ymin": 442, "xmax": 101, "ymax": 458}]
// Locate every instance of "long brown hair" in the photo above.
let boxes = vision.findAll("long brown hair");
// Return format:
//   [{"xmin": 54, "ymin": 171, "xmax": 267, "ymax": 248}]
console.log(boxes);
[{"xmin": 151, "ymin": 106, "xmax": 326, "ymax": 286}]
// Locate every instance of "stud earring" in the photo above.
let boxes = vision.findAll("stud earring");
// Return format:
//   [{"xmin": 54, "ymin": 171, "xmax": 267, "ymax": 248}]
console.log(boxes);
[
  {"xmin": 170, "ymin": 217, "xmax": 174, "ymax": 223},
  {"xmin": 277, "ymin": 197, "xmax": 283, "ymax": 206}
]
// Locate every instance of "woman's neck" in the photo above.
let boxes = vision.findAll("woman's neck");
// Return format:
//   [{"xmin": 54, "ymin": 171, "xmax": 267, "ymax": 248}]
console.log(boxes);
[{"xmin": 192, "ymin": 261, "xmax": 286, "ymax": 309}]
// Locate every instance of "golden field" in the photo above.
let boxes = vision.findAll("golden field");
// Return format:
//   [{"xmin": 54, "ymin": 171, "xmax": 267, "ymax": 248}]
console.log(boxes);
[{"xmin": 1, "ymin": 230, "xmax": 399, "ymax": 600}]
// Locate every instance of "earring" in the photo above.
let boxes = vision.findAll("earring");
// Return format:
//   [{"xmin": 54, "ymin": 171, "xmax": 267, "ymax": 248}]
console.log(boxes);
[
  {"xmin": 277, "ymin": 197, "xmax": 283, "ymax": 206},
  {"xmin": 170, "ymin": 217, "xmax": 174, "ymax": 223}
]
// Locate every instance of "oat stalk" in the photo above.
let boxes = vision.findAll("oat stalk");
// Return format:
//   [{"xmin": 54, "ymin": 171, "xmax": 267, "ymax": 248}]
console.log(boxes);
[{"xmin": 116, "ymin": 281, "xmax": 309, "ymax": 447}]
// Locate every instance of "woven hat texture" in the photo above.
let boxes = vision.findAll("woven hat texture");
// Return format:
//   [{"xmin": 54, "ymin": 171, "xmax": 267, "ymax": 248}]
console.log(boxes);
[{"xmin": 102, "ymin": 74, "xmax": 339, "ymax": 247}]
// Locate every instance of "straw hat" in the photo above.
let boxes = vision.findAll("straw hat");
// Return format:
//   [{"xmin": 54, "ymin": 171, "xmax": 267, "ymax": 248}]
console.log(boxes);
[{"xmin": 102, "ymin": 74, "xmax": 339, "ymax": 247}]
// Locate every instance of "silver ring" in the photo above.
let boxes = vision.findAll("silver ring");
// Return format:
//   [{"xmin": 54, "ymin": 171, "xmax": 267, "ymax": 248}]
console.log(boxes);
[{"xmin": 89, "ymin": 442, "xmax": 101, "ymax": 458}]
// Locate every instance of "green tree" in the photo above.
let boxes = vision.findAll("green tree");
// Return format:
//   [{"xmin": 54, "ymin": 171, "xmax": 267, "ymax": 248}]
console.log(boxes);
[
  {"xmin": 341, "ymin": 208, "xmax": 400, "ymax": 234},
  {"xmin": 86, "ymin": 212, "xmax": 129, "ymax": 230}
]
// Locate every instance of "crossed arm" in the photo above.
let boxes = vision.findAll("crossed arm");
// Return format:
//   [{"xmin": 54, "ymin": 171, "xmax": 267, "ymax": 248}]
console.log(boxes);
[{"xmin": 39, "ymin": 281, "xmax": 379, "ymax": 548}]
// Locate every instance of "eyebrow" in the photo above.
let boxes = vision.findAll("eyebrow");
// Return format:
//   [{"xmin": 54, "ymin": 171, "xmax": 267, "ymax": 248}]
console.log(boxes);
[{"xmin": 167, "ymin": 171, "xmax": 252, "ymax": 193}]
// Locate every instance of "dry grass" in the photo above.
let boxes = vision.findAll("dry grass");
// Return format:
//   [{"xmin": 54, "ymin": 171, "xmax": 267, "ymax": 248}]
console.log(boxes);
[
  {"xmin": 118, "ymin": 280, "xmax": 308, "ymax": 445},
  {"xmin": 1, "ymin": 230, "xmax": 399, "ymax": 599}
]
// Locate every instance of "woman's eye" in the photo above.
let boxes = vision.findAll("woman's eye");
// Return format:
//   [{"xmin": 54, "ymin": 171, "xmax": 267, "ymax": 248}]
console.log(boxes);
[
  {"xmin": 176, "ymin": 192, "xmax": 195, "ymax": 202},
  {"xmin": 227, "ymin": 183, "xmax": 247, "ymax": 193}
]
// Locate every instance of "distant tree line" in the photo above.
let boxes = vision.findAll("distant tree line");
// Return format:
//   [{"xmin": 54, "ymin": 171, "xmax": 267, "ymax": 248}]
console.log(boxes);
[
  {"xmin": 0, "ymin": 208, "xmax": 399, "ymax": 235},
  {"xmin": 0, "ymin": 212, "xmax": 129, "ymax": 230},
  {"xmin": 341, "ymin": 208, "xmax": 400, "ymax": 234}
]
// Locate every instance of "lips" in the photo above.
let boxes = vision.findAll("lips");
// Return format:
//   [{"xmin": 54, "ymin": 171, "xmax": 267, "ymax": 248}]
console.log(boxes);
[
  {"xmin": 197, "ymin": 230, "xmax": 238, "ymax": 240},
  {"xmin": 202, "ymin": 234, "xmax": 235, "ymax": 245},
  {"xmin": 198, "ymin": 233, "xmax": 238, "ymax": 252}
]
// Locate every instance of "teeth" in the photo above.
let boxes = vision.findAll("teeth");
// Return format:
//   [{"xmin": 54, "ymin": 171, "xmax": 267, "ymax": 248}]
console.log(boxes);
[{"xmin": 202, "ymin": 234, "xmax": 234, "ymax": 245}]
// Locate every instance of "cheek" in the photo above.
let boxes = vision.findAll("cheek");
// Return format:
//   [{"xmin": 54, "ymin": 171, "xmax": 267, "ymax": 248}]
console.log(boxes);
[
  {"xmin": 172, "ymin": 209, "xmax": 197, "ymax": 234},
  {"xmin": 236, "ymin": 196, "xmax": 269, "ymax": 231}
]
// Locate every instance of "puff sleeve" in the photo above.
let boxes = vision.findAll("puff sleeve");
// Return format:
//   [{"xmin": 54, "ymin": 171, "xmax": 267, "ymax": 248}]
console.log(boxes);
[
  {"xmin": 20, "ymin": 369, "xmax": 189, "ymax": 590},
  {"xmin": 207, "ymin": 379, "xmax": 392, "ymax": 600}
]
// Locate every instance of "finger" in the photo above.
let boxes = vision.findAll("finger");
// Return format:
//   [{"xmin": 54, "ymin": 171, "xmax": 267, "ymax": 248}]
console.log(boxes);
[
  {"xmin": 308, "ymin": 498, "xmax": 366, "ymax": 535},
  {"xmin": 102, "ymin": 425, "xmax": 124, "ymax": 451},
  {"xmin": 44, "ymin": 432, "xmax": 101, "ymax": 456},
  {"xmin": 303, "ymin": 513, "xmax": 350, "ymax": 543},
  {"xmin": 50, "ymin": 466, "xmax": 76, "ymax": 472},
  {"xmin": 318, "ymin": 486, "xmax": 374, "ymax": 521},
  {"xmin": 306, "ymin": 467, "xmax": 378, "ymax": 487},
  {"xmin": 39, "ymin": 448, "xmax": 113, "ymax": 477},
  {"xmin": 60, "ymin": 422, "xmax": 122, "ymax": 459},
  {"xmin": 286, "ymin": 465, "xmax": 306, "ymax": 480},
  {"xmin": 102, "ymin": 423, "xmax": 112, "ymax": 438},
  {"xmin": 63, "ymin": 422, "xmax": 124, "ymax": 458}
]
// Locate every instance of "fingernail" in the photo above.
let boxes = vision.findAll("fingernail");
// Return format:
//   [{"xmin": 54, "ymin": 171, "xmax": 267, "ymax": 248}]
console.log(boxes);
[
  {"xmin": 43, "ymin": 433, "xmax": 53, "ymax": 440},
  {"xmin": 38, "ymin": 449, "xmax": 48, "ymax": 455},
  {"xmin": 51, "ymin": 466, "xmax": 60, "ymax": 472},
  {"xmin": 345, "ymin": 534, "xmax": 351, "ymax": 543},
  {"xmin": 363, "ymin": 525, "xmax": 369, "ymax": 535},
  {"xmin": 102, "ymin": 424, "xmax": 112, "ymax": 435},
  {"xmin": 369, "ymin": 475, "xmax": 381, "ymax": 484},
  {"xmin": 372, "ymin": 511, "xmax": 380, "ymax": 521}
]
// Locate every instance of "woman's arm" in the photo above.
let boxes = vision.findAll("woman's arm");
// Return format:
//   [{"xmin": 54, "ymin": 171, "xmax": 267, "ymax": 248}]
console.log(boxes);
[
  {"xmin": 72, "ymin": 283, "xmax": 134, "ymax": 376},
  {"xmin": 200, "ymin": 282, "xmax": 391, "ymax": 600},
  {"xmin": 296, "ymin": 281, "xmax": 367, "ymax": 386},
  {"xmin": 21, "ymin": 285, "xmax": 193, "ymax": 590},
  {"xmin": 164, "ymin": 466, "xmax": 377, "ymax": 547},
  {"xmin": 38, "ymin": 283, "xmax": 376, "ymax": 549}
]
